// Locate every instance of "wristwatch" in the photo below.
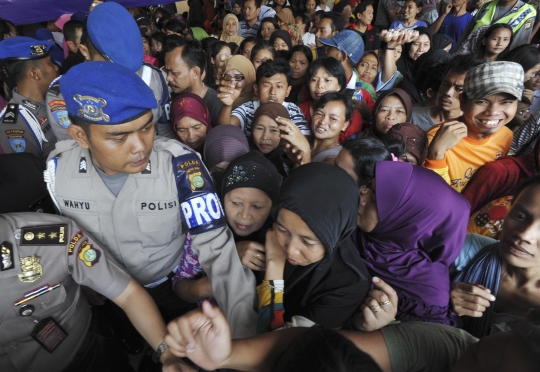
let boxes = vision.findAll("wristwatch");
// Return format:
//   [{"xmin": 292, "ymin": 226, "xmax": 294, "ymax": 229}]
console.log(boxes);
[{"xmin": 156, "ymin": 341, "xmax": 169, "ymax": 363}]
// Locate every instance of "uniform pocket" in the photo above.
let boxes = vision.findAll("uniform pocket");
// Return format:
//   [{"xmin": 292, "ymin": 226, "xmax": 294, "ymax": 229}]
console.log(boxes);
[{"xmin": 137, "ymin": 209, "xmax": 182, "ymax": 248}]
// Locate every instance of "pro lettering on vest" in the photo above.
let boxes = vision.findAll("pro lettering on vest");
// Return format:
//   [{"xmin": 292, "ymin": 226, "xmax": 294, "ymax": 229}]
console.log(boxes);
[{"xmin": 181, "ymin": 193, "xmax": 224, "ymax": 230}]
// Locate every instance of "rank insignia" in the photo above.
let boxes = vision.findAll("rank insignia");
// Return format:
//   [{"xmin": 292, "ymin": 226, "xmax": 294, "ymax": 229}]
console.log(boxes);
[
  {"xmin": 73, "ymin": 95, "xmax": 110, "ymax": 123},
  {"xmin": 30, "ymin": 45, "xmax": 48, "ymax": 56},
  {"xmin": 2, "ymin": 104, "xmax": 19, "ymax": 124},
  {"xmin": 18, "ymin": 255, "xmax": 43, "ymax": 283},
  {"xmin": 1, "ymin": 242, "xmax": 14, "ymax": 271},
  {"xmin": 79, "ymin": 157, "xmax": 87, "ymax": 173},
  {"xmin": 77, "ymin": 240, "xmax": 101, "ymax": 267},
  {"xmin": 20, "ymin": 225, "xmax": 67, "ymax": 246},
  {"xmin": 22, "ymin": 99, "xmax": 38, "ymax": 111}
]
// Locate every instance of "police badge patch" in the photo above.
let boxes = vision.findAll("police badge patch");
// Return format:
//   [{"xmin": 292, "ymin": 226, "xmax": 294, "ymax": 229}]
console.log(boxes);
[
  {"xmin": 18, "ymin": 255, "xmax": 43, "ymax": 282},
  {"xmin": 74, "ymin": 95, "xmax": 110, "ymax": 122},
  {"xmin": 77, "ymin": 240, "xmax": 101, "ymax": 267}
]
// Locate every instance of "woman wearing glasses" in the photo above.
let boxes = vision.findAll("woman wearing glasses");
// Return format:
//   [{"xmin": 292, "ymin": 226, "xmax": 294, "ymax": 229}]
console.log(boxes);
[{"xmin": 222, "ymin": 55, "xmax": 256, "ymax": 109}]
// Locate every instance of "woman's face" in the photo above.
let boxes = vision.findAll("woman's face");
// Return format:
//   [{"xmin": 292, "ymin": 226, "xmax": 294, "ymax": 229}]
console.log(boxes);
[
  {"xmin": 261, "ymin": 21, "xmax": 276, "ymax": 41},
  {"xmin": 375, "ymin": 95, "xmax": 407, "ymax": 134},
  {"xmin": 276, "ymin": 0, "xmax": 286, "ymax": 6},
  {"xmin": 252, "ymin": 49, "xmax": 274, "ymax": 70},
  {"xmin": 224, "ymin": 68, "xmax": 247, "ymax": 90},
  {"xmin": 233, "ymin": 3, "xmax": 242, "ymax": 14},
  {"xmin": 273, "ymin": 37, "xmax": 290, "ymax": 51},
  {"xmin": 151, "ymin": 39, "xmax": 162, "ymax": 53},
  {"xmin": 252, "ymin": 115, "xmax": 281, "ymax": 154},
  {"xmin": 524, "ymin": 62, "xmax": 540, "ymax": 91},
  {"xmin": 275, "ymin": 208, "xmax": 326, "ymax": 266},
  {"xmin": 498, "ymin": 183, "xmax": 540, "ymax": 270},
  {"xmin": 357, "ymin": 53, "xmax": 379, "ymax": 84},
  {"xmin": 225, "ymin": 17, "xmax": 238, "ymax": 36},
  {"xmin": 242, "ymin": 41, "xmax": 256, "ymax": 59},
  {"xmin": 484, "ymin": 28, "xmax": 512, "ymax": 57},
  {"xmin": 357, "ymin": 5, "xmax": 374, "ymax": 26},
  {"xmin": 308, "ymin": 67, "xmax": 342, "ymax": 101},
  {"xmin": 142, "ymin": 37, "xmax": 150, "ymax": 55},
  {"xmin": 213, "ymin": 46, "xmax": 232, "ymax": 67},
  {"xmin": 403, "ymin": 0, "xmax": 421, "ymax": 21},
  {"xmin": 341, "ymin": 5, "xmax": 352, "ymax": 22},
  {"xmin": 408, "ymin": 34, "xmax": 430, "ymax": 60},
  {"xmin": 175, "ymin": 116, "xmax": 208, "ymax": 150},
  {"xmin": 306, "ymin": 0, "xmax": 317, "ymax": 12},
  {"xmin": 224, "ymin": 188, "xmax": 273, "ymax": 236},
  {"xmin": 312, "ymin": 100, "xmax": 349, "ymax": 140},
  {"xmin": 289, "ymin": 51, "xmax": 310, "ymax": 80}
]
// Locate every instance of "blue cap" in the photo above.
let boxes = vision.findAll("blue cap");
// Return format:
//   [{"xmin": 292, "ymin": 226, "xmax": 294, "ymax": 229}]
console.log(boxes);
[
  {"xmin": 87, "ymin": 2, "xmax": 143, "ymax": 72},
  {"xmin": 71, "ymin": 12, "xmax": 88, "ymax": 21},
  {"xmin": 60, "ymin": 61, "xmax": 157, "ymax": 125},
  {"xmin": 319, "ymin": 30, "xmax": 365, "ymax": 65},
  {"xmin": 35, "ymin": 29, "xmax": 54, "ymax": 41},
  {"xmin": 0, "ymin": 36, "xmax": 55, "ymax": 61}
]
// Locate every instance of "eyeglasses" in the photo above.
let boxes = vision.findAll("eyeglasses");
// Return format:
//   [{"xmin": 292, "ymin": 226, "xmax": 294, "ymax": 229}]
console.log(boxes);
[{"xmin": 224, "ymin": 74, "xmax": 245, "ymax": 81}]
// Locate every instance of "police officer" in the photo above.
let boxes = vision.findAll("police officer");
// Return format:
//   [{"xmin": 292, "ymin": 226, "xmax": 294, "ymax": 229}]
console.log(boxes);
[
  {"xmin": 45, "ymin": 61, "xmax": 257, "ymax": 339},
  {"xmin": 46, "ymin": 1, "xmax": 174, "ymax": 142},
  {"xmin": 0, "ymin": 212, "xmax": 188, "ymax": 372},
  {"xmin": 0, "ymin": 37, "xmax": 58, "ymax": 161}
]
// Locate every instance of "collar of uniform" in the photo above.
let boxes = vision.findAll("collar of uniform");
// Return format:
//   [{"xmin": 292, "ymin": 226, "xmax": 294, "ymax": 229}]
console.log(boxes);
[{"xmin": 11, "ymin": 88, "xmax": 43, "ymax": 114}]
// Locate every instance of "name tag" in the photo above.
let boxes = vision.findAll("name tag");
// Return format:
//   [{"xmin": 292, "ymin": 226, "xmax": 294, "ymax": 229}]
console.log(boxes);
[
  {"xmin": 181, "ymin": 193, "xmax": 224, "ymax": 230},
  {"xmin": 61, "ymin": 199, "xmax": 96, "ymax": 211}
]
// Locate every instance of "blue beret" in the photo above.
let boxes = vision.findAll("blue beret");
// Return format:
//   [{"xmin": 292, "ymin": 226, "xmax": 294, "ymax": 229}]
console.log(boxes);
[
  {"xmin": 87, "ymin": 2, "xmax": 143, "ymax": 72},
  {"xmin": 71, "ymin": 12, "xmax": 88, "ymax": 21},
  {"xmin": 60, "ymin": 61, "xmax": 157, "ymax": 125},
  {"xmin": 0, "ymin": 36, "xmax": 54, "ymax": 61}
]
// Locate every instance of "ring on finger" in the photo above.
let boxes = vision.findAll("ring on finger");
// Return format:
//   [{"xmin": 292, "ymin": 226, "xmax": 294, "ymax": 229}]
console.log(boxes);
[
  {"xmin": 256, "ymin": 253, "xmax": 261, "ymax": 259},
  {"xmin": 370, "ymin": 305, "xmax": 381, "ymax": 313},
  {"xmin": 379, "ymin": 300, "xmax": 391, "ymax": 307}
]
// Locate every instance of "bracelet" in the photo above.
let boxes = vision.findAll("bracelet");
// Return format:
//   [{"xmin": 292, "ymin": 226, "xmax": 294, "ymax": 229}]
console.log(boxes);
[
  {"xmin": 156, "ymin": 341, "xmax": 168, "ymax": 363},
  {"xmin": 386, "ymin": 47, "xmax": 396, "ymax": 50}
]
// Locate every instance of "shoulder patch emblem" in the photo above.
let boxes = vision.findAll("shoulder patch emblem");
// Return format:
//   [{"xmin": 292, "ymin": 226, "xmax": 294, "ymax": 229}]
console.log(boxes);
[{"xmin": 78, "ymin": 240, "xmax": 101, "ymax": 267}]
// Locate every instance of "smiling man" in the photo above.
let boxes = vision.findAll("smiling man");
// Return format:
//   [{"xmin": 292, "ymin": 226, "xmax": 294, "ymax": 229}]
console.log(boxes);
[
  {"xmin": 44, "ymin": 61, "xmax": 257, "ymax": 340},
  {"xmin": 424, "ymin": 61, "xmax": 523, "ymax": 192}
]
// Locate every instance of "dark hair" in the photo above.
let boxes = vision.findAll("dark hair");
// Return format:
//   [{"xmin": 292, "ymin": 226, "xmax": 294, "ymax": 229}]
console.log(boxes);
[
  {"xmin": 157, "ymin": 14, "xmax": 172, "ymax": 32},
  {"xmin": 4, "ymin": 59, "xmax": 39, "ymax": 84},
  {"xmin": 0, "ymin": 19, "xmax": 10, "ymax": 41},
  {"xmin": 204, "ymin": 40, "xmax": 231, "ymax": 85},
  {"xmin": 242, "ymin": 0, "xmax": 263, "ymax": 9},
  {"xmin": 421, "ymin": 61, "xmax": 448, "ymax": 95},
  {"xmin": 251, "ymin": 43, "xmax": 277, "ymax": 64},
  {"xmin": 239, "ymin": 36, "xmax": 257, "ymax": 54},
  {"xmin": 150, "ymin": 31, "xmax": 166, "ymax": 46},
  {"xmin": 383, "ymin": 137, "xmax": 408, "ymax": 162},
  {"xmin": 257, "ymin": 17, "xmax": 280, "ymax": 43},
  {"xmin": 165, "ymin": 35, "xmax": 207, "ymax": 76},
  {"xmin": 354, "ymin": 1, "xmax": 374, "ymax": 16},
  {"xmin": 289, "ymin": 45, "xmax": 313, "ymax": 64},
  {"xmin": 256, "ymin": 59, "xmax": 292, "ymax": 85},
  {"xmin": 342, "ymin": 137, "xmax": 391, "ymax": 186},
  {"xmin": 333, "ymin": 0, "xmax": 352, "ymax": 14},
  {"xmin": 501, "ymin": 44, "xmax": 540, "ymax": 74},
  {"xmin": 272, "ymin": 327, "xmax": 382, "ymax": 372},
  {"xmin": 275, "ymin": 49, "xmax": 291, "ymax": 60},
  {"xmin": 512, "ymin": 174, "xmax": 540, "ymax": 201},
  {"xmin": 296, "ymin": 13, "xmax": 311, "ymax": 30},
  {"xmin": 164, "ymin": 18, "xmax": 186, "ymax": 34},
  {"xmin": 79, "ymin": 22, "xmax": 101, "ymax": 59},
  {"xmin": 446, "ymin": 54, "xmax": 482, "ymax": 75},
  {"xmin": 406, "ymin": 0, "xmax": 423, "ymax": 8},
  {"xmin": 62, "ymin": 20, "xmax": 84, "ymax": 43},
  {"xmin": 320, "ymin": 12, "xmax": 346, "ymax": 33},
  {"xmin": 307, "ymin": 57, "xmax": 347, "ymax": 93},
  {"xmin": 154, "ymin": 7, "xmax": 171, "ymax": 19},
  {"xmin": 315, "ymin": 91, "xmax": 354, "ymax": 122}
]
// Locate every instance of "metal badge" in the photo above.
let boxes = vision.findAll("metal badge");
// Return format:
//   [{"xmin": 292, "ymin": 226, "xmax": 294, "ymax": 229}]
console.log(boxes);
[
  {"xmin": 1, "ymin": 242, "xmax": 14, "ymax": 271},
  {"xmin": 19, "ymin": 304, "xmax": 35, "ymax": 316},
  {"xmin": 73, "ymin": 95, "xmax": 110, "ymax": 122},
  {"xmin": 18, "ymin": 256, "xmax": 43, "ymax": 283}
]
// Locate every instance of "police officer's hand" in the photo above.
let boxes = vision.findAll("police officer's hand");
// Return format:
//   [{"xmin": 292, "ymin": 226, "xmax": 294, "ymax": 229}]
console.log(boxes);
[
  {"xmin": 236, "ymin": 241, "xmax": 266, "ymax": 271},
  {"xmin": 217, "ymin": 76, "xmax": 242, "ymax": 107},
  {"xmin": 81, "ymin": 285, "xmax": 107, "ymax": 306},
  {"xmin": 427, "ymin": 120, "xmax": 468, "ymax": 160},
  {"xmin": 165, "ymin": 301, "xmax": 232, "ymax": 370}
]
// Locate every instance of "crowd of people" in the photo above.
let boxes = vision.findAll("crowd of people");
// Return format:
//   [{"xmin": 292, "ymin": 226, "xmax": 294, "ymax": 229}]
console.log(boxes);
[{"xmin": 0, "ymin": 0, "xmax": 540, "ymax": 371}]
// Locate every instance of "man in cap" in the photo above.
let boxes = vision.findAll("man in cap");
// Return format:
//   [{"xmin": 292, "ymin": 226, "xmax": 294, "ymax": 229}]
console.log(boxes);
[
  {"xmin": 425, "ymin": 61, "xmax": 522, "ymax": 193},
  {"xmin": 318, "ymin": 29, "xmax": 375, "ymax": 116},
  {"xmin": 45, "ymin": 61, "xmax": 257, "ymax": 339},
  {"xmin": 0, "ymin": 36, "xmax": 59, "ymax": 161},
  {"xmin": 0, "ymin": 212, "xmax": 190, "ymax": 372},
  {"xmin": 46, "ymin": 1, "xmax": 173, "ymax": 142}
]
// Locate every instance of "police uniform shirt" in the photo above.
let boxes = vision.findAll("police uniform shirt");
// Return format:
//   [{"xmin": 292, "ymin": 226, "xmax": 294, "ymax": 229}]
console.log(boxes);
[
  {"xmin": 0, "ymin": 212, "xmax": 131, "ymax": 372},
  {"xmin": 0, "ymin": 89, "xmax": 57, "ymax": 161},
  {"xmin": 45, "ymin": 137, "xmax": 258, "ymax": 338}
]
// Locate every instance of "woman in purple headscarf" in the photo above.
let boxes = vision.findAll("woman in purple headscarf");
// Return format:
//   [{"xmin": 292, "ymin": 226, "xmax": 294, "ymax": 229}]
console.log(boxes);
[{"xmin": 356, "ymin": 160, "xmax": 469, "ymax": 325}]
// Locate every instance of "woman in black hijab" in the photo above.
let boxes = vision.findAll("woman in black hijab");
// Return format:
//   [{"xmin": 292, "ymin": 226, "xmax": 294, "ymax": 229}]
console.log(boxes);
[
  {"xmin": 258, "ymin": 163, "xmax": 371, "ymax": 332},
  {"xmin": 396, "ymin": 27, "xmax": 432, "ymax": 77}
]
